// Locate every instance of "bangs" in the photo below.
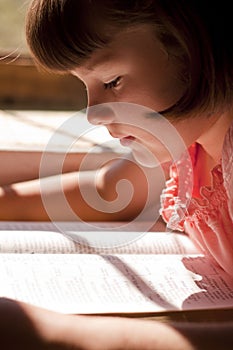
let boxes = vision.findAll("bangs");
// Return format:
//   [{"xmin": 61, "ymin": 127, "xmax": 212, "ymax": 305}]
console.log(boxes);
[
  {"xmin": 26, "ymin": 0, "xmax": 159, "ymax": 72},
  {"xmin": 26, "ymin": 0, "xmax": 233, "ymax": 116},
  {"xmin": 26, "ymin": 0, "xmax": 113, "ymax": 72}
]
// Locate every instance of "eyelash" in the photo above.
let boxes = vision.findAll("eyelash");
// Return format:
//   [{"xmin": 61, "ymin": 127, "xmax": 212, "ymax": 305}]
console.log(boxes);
[{"xmin": 104, "ymin": 76, "xmax": 121, "ymax": 90}]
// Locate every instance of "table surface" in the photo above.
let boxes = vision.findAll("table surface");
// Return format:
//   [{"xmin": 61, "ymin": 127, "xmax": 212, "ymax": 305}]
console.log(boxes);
[{"xmin": 1, "ymin": 109, "xmax": 233, "ymax": 325}]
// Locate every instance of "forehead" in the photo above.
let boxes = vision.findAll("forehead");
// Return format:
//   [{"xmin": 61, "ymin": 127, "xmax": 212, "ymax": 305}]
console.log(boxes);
[{"xmin": 74, "ymin": 25, "xmax": 167, "ymax": 74}]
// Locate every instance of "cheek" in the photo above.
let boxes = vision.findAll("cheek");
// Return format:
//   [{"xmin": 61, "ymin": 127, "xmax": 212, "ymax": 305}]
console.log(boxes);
[
  {"xmin": 150, "ymin": 78, "xmax": 185, "ymax": 112},
  {"xmin": 143, "ymin": 59, "xmax": 186, "ymax": 112},
  {"xmin": 123, "ymin": 78, "xmax": 185, "ymax": 113}
]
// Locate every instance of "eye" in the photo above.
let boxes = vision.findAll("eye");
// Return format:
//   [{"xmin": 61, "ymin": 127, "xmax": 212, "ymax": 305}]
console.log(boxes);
[{"xmin": 104, "ymin": 76, "xmax": 121, "ymax": 90}]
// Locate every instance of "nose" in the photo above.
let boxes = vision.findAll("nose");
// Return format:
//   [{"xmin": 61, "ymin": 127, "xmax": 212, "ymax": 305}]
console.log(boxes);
[
  {"xmin": 86, "ymin": 85, "xmax": 116, "ymax": 125},
  {"xmin": 87, "ymin": 104, "xmax": 115, "ymax": 125}
]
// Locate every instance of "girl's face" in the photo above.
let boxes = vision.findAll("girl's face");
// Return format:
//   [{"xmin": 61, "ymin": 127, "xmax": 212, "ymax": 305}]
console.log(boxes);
[{"xmin": 72, "ymin": 25, "xmax": 217, "ymax": 164}]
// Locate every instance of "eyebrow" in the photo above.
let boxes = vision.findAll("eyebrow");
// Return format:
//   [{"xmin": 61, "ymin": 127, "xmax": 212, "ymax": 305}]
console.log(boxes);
[{"xmin": 84, "ymin": 51, "xmax": 115, "ymax": 71}]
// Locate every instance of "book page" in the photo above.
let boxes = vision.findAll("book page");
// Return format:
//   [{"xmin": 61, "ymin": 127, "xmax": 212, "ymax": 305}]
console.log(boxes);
[
  {"xmin": 0, "ymin": 221, "xmax": 199, "ymax": 254},
  {"xmin": 0, "ymin": 253, "xmax": 233, "ymax": 314}
]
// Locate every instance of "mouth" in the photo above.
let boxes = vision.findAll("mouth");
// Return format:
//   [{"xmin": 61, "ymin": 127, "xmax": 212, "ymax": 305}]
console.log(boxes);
[
  {"xmin": 107, "ymin": 130, "xmax": 136, "ymax": 146},
  {"xmin": 119, "ymin": 135, "xmax": 136, "ymax": 147}
]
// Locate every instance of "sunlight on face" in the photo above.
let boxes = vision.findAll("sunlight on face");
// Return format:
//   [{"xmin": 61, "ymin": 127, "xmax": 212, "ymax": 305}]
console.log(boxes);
[
  {"xmin": 73, "ymin": 25, "xmax": 185, "ymax": 111},
  {"xmin": 72, "ymin": 25, "xmax": 214, "ymax": 165}
]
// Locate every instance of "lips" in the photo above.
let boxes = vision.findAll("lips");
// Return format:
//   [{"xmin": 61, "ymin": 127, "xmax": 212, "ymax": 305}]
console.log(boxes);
[
  {"xmin": 119, "ymin": 135, "xmax": 135, "ymax": 146},
  {"xmin": 107, "ymin": 129, "xmax": 136, "ymax": 146}
]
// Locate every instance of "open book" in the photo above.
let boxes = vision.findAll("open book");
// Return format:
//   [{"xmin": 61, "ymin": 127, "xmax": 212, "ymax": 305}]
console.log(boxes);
[{"xmin": 0, "ymin": 221, "xmax": 233, "ymax": 315}]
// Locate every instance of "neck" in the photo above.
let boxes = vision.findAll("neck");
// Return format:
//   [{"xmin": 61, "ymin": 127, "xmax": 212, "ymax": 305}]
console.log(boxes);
[{"xmin": 196, "ymin": 109, "xmax": 233, "ymax": 164}]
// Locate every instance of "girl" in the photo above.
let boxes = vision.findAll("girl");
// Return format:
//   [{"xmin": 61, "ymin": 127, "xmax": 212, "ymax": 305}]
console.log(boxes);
[
  {"xmin": 0, "ymin": 1, "xmax": 232, "ymax": 348},
  {"xmin": 2, "ymin": 0, "xmax": 233, "ymax": 275}
]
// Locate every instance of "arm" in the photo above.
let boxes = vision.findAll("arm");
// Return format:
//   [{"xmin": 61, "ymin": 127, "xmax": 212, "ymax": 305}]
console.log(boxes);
[
  {"xmin": 0, "ymin": 157, "xmax": 164, "ymax": 221},
  {"xmin": 1, "ymin": 298, "xmax": 233, "ymax": 350}
]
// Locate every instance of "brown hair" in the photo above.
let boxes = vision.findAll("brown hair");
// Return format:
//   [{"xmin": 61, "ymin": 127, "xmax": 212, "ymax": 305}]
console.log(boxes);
[{"xmin": 26, "ymin": 0, "xmax": 233, "ymax": 117}]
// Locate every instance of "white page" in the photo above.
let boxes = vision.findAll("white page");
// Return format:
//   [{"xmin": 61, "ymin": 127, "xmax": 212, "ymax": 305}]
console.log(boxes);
[
  {"xmin": 0, "ymin": 253, "xmax": 233, "ymax": 314},
  {"xmin": 0, "ymin": 223, "xmax": 199, "ymax": 254}
]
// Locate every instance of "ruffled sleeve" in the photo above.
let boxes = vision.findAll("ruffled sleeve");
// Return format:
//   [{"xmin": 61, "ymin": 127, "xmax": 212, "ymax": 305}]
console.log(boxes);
[
  {"xmin": 160, "ymin": 144, "xmax": 196, "ymax": 232},
  {"xmin": 222, "ymin": 121, "xmax": 233, "ymax": 220},
  {"xmin": 160, "ymin": 121, "xmax": 233, "ymax": 277}
]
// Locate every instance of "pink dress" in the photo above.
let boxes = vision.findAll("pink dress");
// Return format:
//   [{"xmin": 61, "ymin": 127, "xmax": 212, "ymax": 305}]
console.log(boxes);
[{"xmin": 160, "ymin": 121, "xmax": 233, "ymax": 277}]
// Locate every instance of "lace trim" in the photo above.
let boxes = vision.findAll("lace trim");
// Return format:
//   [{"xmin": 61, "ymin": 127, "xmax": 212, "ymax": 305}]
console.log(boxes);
[
  {"xmin": 161, "ymin": 154, "xmax": 230, "ymax": 229},
  {"xmin": 160, "ymin": 120, "xmax": 233, "ymax": 230}
]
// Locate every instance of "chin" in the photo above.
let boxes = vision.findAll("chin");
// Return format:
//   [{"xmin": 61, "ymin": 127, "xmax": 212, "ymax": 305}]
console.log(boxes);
[{"xmin": 131, "ymin": 149, "xmax": 161, "ymax": 168}]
